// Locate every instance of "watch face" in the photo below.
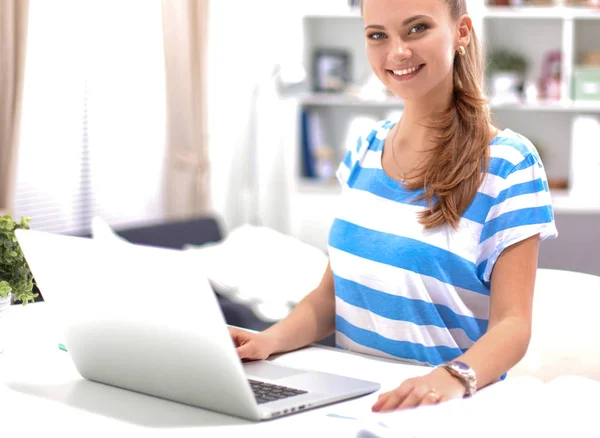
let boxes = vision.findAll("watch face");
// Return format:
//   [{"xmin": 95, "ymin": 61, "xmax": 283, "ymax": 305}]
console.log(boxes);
[{"xmin": 454, "ymin": 361, "xmax": 470, "ymax": 371}]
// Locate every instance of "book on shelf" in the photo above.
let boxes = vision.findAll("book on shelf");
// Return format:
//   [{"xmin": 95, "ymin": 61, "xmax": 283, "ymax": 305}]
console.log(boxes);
[
  {"xmin": 300, "ymin": 109, "xmax": 336, "ymax": 182},
  {"xmin": 300, "ymin": 109, "xmax": 316, "ymax": 179}
]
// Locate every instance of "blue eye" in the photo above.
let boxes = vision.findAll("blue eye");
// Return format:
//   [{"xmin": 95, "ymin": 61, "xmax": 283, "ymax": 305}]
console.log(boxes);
[
  {"xmin": 367, "ymin": 32, "xmax": 387, "ymax": 40},
  {"xmin": 410, "ymin": 23, "xmax": 428, "ymax": 34}
]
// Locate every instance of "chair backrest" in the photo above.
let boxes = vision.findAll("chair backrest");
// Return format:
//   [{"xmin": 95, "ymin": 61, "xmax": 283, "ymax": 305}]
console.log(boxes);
[
  {"xmin": 115, "ymin": 217, "xmax": 223, "ymax": 249},
  {"xmin": 509, "ymin": 268, "xmax": 600, "ymax": 382}
]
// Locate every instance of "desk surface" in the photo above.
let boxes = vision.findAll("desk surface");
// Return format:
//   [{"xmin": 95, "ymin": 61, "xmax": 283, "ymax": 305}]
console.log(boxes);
[
  {"xmin": 3, "ymin": 303, "xmax": 599, "ymax": 438},
  {"xmin": 0, "ymin": 302, "xmax": 430, "ymax": 437}
]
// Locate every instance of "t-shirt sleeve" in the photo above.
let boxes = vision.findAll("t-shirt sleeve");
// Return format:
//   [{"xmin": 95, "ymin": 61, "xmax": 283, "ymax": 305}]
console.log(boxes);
[
  {"xmin": 478, "ymin": 152, "xmax": 558, "ymax": 284},
  {"xmin": 336, "ymin": 120, "xmax": 385, "ymax": 189},
  {"xmin": 336, "ymin": 148, "xmax": 355, "ymax": 189}
]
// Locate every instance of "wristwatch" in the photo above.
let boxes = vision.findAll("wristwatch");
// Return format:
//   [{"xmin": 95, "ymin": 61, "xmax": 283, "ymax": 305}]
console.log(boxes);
[{"xmin": 441, "ymin": 361, "xmax": 477, "ymax": 397}]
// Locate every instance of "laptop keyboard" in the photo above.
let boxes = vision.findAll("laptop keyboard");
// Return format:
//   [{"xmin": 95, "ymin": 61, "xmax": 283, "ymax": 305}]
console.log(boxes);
[{"xmin": 248, "ymin": 379, "xmax": 308, "ymax": 404}]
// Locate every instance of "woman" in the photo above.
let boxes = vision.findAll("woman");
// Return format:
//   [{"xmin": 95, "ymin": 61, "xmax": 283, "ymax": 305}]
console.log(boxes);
[{"xmin": 229, "ymin": 0, "xmax": 557, "ymax": 411}]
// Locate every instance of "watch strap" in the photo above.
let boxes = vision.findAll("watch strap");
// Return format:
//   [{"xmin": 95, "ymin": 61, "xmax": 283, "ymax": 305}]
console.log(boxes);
[{"xmin": 441, "ymin": 361, "xmax": 477, "ymax": 397}]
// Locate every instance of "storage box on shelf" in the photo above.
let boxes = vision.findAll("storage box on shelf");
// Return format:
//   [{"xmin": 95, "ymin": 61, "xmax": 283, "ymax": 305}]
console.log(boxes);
[{"xmin": 573, "ymin": 66, "xmax": 600, "ymax": 100}]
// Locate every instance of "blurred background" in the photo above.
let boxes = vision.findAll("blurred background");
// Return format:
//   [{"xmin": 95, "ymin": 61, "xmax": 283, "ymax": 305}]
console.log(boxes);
[{"xmin": 2, "ymin": 0, "xmax": 600, "ymax": 289}]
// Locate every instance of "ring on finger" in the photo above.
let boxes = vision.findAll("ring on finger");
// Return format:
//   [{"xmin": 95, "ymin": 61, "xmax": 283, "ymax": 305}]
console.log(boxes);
[{"xmin": 427, "ymin": 389, "xmax": 440, "ymax": 402}]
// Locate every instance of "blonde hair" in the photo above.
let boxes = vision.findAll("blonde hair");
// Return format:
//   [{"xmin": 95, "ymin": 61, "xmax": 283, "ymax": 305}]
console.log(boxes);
[{"xmin": 362, "ymin": 0, "xmax": 494, "ymax": 229}]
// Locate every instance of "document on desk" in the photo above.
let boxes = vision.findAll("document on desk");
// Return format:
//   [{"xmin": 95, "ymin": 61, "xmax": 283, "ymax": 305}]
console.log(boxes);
[{"xmin": 324, "ymin": 376, "xmax": 600, "ymax": 438}]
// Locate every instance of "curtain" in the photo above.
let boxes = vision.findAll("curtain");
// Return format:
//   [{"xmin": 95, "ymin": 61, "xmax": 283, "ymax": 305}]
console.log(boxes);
[
  {"xmin": 0, "ymin": 1, "xmax": 29, "ymax": 214},
  {"xmin": 161, "ymin": 0, "xmax": 210, "ymax": 220}
]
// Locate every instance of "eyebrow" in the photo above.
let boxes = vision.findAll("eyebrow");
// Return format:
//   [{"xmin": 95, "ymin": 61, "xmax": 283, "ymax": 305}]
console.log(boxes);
[{"xmin": 364, "ymin": 15, "xmax": 431, "ymax": 31}]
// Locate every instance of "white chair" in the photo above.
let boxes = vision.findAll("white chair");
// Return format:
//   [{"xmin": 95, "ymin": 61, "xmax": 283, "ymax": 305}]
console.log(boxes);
[{"xmin": 509, "ymin": 268, "xmax": 600, "ymax": 382}]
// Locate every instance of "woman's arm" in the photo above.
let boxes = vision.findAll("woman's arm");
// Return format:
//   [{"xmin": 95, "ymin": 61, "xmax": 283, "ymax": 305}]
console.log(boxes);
[
  {"xmin": 372, "ymin": 234, "xmax": 539, "ymax": 411},
  {"xmin": 453, "ymin": 233, "xmax": 538, "ymax": 388},
  {"xmin": 261, "ymin": 261, "xmax": 336, "ymax": 354}
]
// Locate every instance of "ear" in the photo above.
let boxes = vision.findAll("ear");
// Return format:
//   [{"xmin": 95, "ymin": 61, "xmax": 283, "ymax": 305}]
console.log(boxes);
[{"xmin": 456, "ymin": 15, "xmax": 472, "ymax": 50}]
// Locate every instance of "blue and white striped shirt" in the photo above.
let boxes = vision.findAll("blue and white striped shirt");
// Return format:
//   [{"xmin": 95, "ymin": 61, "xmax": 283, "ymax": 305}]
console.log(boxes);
[{"xmin": 329, "ymin": 120, "xmax": 558, "ymax": 366}]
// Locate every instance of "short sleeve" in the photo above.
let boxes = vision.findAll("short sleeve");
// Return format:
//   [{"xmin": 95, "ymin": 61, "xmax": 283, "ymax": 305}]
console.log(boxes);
[
  {"xmin": 336, "ymin": 149, "xmax": 355, "ymax": 189},
  {"xmin": 478, "ymin": 151, "xmax": 558, "ymax": 283},
  {"xmin": 335, "ymin": 120, "xmax": 389, "ymax": 189}
]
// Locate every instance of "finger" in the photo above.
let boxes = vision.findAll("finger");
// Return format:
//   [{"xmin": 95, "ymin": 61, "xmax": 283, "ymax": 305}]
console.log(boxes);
[
  {"xmin": 418, "ymin": 390, "xmax": 441, "ymax": 407},
  {"xmin": 371, "ymin": 392, "xmax": 390, "ymax": 412},
  {"xmin": 372, "ymin": 388, "xmax": 402, "ymax": 411},
  {"xmin": 228, "ymin": 327, "xmax": 250, "ymax": 346},
  {"xmin": 236, "ymin": 342, "xmax": 254, "ymax": 360},
  {"xmin": 375, "ymin": 380, "xmax": 416, "ymax": 412},
  {"xmin": 396, "ymin": 387, "xmax": 429, "ymax": 410},
  {"xmin": 373, "ymin": 390, "xmax": 402, "ymax": 412},
  {"xmin": 227, "ymin": 326, "xmax": 241, "ymax": 340}
]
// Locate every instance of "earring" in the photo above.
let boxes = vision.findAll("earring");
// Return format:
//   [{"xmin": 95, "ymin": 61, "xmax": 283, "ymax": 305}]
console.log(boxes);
[{"xmin": 458, "ymin": 46, "xmax": 466, "ymax": 57}]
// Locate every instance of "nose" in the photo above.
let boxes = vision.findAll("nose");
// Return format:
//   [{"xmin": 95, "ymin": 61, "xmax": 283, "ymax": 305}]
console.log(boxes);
[{"xmin": 388, "ymin": 41, "xmax": 412, "ymax": 63}]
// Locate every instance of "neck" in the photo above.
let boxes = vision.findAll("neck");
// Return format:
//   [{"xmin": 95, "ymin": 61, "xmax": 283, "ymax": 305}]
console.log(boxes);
[{"xmin": 396, "ymin": 73, "xmax": 454, "ymax": 153}]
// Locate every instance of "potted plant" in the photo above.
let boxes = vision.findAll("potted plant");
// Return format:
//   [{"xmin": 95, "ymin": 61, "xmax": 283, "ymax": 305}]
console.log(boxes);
[
  {"xmin": 486, "ymin": 50, "xmax": 529, "ymax": 104},
  {"xmin": 0, "ymin": 214, "xmax": 37, "ymax": 304},
  {"xmin": 0, "ymin": 215, "xmax": 38, "ymax": 352}
]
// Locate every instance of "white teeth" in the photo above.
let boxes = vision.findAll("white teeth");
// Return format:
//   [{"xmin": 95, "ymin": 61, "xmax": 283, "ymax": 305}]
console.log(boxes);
[{"xmin": 392, "ymin": 65, "xmax": 421, "ymax": 76}]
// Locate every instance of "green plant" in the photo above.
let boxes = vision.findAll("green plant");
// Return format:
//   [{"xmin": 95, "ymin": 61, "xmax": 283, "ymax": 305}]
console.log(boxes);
[
  {"xmin": 0, "ymin": 215, "xmax": 37, "ymax": 305},
  {"xmin": 487, "ymin": 50, "xmax": 528, "ymax": 75}
]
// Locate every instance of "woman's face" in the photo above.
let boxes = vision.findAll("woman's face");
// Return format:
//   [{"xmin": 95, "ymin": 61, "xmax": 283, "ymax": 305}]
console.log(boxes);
[{"xmin": 362, "ymin": 0, "xmax": 461, "ymax": 102}]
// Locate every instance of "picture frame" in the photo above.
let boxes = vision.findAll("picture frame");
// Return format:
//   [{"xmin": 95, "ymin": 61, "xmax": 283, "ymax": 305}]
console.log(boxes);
[{"xmin": 312, "ymin": 48, "xmax": 351, "ymax": 93}]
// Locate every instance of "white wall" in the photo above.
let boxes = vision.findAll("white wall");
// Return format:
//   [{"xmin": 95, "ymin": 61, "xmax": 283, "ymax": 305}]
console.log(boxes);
[{"xmin": 206, "ymin": 0, "xmax": 307, "ymax": 235}]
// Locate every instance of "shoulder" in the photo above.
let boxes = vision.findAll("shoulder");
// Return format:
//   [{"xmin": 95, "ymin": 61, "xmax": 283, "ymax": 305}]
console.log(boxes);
[
  {"xmin": 488, "ymin": 129, "xmax": 544, "ymax": 180},
  {"xmin": 352, "ymin": 118, "xmax": 394, "ymax": 159},
  {"xmin": 361, "ymin": 119, "xmax": 394, "ymax": 147},
  {"xmin": 337, "ymin": 118, "xmax": 393, "ymax": 186}
]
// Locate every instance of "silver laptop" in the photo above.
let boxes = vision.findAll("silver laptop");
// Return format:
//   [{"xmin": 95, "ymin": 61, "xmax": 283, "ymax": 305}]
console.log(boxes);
[{"xmin": 15, "ymin": 228, "xmax": 380, "ymax": 421}]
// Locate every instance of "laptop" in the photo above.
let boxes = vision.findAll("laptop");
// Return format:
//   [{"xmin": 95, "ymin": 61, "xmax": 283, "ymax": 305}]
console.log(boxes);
[{"xmin": 15, "ymin": 228, "xmax": 380, "ymax": 421}]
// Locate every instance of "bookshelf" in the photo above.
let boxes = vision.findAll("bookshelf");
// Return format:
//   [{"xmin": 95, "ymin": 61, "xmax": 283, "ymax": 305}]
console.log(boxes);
[
  {"xmin": 298, "ymin": 93, "xmax": 404, "ymax": 108},
  {"xmin": 299, "ymin": 94, "xmax": 600, "ymax": 111},
  {"xmin": 285, "ymin": 2, "xmax": 600, "ymax": 252},
  {"xmin": 303, "ymin": 5, "xmax": 600, "ymax": 20},
  {"xmin": 484, "ymin": 5, "xmax": 600, "ymax": 19}
]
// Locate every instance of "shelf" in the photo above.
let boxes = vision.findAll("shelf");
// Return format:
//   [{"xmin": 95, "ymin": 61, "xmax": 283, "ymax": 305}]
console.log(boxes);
[
  {"xmin": 295, "ymin": 185, "xmax": 600, "ymax": 214},
  {"xmin": 297, "ymin": 179, "xmax": 341, "ymax": 195},
  {"xmin": 304, "ymin": 6, "xmax": 600, "ymax": 20},
  {"xmin": 491, "ymin": 100, "xmax": 600, "ymax": 112},
  {"xmin": 551, "ymin": 190, "xmax": 600, "ymax": 214},
  {"xmin": 295, "ymin": 184, "xmax": 600, "ymax": 213},
  {"xmin": 484, "ymin": 6, "xmax": 600, "ymax": 20},
  {"xmin": 298, "ymin": 93, "xmax": 404, "ymax": 108},
  {"xmin": 571, "ymin": 101, "xmax": 600, "ymax": 111},
  {"xmin": 302, "ymin": 9, "xmax": 360, "ymax": 19},
  {"xmin": 303, "ymin": 5, "xmax": 600, "ymax": 20},
  {"xmin": 297, "ymin": 95, "xmax": 600, "ymax": 112}
]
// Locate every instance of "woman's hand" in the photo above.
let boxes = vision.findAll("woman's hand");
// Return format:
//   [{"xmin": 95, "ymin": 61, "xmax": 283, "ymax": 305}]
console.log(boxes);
[
  {"xmin": 228, "ymin": 326, "xmax": 279, "ymax": 361},
  {"xmin": 371, "ymin": 367, "xmax": 466, "ymax": 412}
]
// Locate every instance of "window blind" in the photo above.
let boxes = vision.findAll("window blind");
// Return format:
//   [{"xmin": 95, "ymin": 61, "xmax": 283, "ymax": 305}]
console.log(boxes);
[{"xmin": 13, "ymin": 0, "xmax": 167, "ymax": 236}]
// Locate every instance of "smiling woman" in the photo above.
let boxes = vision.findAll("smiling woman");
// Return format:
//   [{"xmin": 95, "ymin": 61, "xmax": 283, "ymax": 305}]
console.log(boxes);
[
  {"xmin": 361, "ymin": 0, "xmax": 491, "ymax": 224},
  {"xmin": 227, "ymin": 0, "xmax": 558, "ymax": 416}
]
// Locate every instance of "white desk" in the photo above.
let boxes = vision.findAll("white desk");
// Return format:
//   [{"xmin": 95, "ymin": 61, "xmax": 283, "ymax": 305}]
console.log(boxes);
[
  {"xmin": 3, "ymin": 303, "xmax": 599, "ymax": 438},
  {"xmin": 0, "ymin": 302, "xmax": 430, "ymax": 437}
]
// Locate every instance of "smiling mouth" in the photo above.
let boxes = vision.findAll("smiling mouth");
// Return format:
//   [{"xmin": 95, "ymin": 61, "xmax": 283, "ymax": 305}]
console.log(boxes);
[{"xmin": 389, "ymin": 64, "xmax": 425, "ymax": 76}]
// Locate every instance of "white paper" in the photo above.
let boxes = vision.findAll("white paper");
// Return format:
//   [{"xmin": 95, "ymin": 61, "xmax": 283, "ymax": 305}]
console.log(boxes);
[{"xmin": 352, "ymin": 375, "xmax": 600, "ymax": 438}]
